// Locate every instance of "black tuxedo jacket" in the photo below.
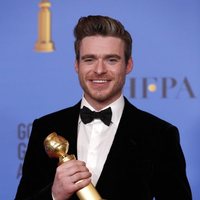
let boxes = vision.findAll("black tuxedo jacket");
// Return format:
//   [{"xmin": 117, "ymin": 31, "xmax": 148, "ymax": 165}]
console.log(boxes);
[{"xmin": 15, "ymin": 98, "xmax": 192, "ymax": 200}]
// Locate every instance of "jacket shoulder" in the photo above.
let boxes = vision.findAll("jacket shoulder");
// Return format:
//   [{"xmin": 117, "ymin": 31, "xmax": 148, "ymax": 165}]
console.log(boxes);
[
  {"xmin": 124, "ymin": 97, "xmax": 177, "ymax": 130},
  {"xmin": 36, "ymin": 102, "xmax": 81, "ymax": 123}
]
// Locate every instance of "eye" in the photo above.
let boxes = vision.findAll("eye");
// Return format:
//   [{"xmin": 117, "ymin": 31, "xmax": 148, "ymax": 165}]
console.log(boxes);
[
  {"xmin": 82, "ymin": 56, "xmax": 96, "ymax": 64},
  {"xmin": 84, "ymin": 58, "xmax": 93, "ymax": 62},
  {"xmin": 107, "ymin": 57, "xmax": 119, "ymax": 65},
  {"xmin": 82, "ymin": 59, "xmax": 93, "ymax": 65}
]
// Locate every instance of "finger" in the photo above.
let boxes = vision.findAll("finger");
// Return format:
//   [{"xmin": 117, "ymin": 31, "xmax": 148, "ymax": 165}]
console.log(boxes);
[
  {"xmin": 70, "ymin": 171, "xmax": 92, "ymax": 184},
  {"xmin": 56, "ymin": 160, "xmax": 87, "ymax": 176}
]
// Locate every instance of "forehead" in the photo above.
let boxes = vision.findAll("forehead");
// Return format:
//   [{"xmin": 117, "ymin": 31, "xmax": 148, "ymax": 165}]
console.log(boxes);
[{"xmin": 79, "ymin": 36, "xmax": 125, "ymax": 55}]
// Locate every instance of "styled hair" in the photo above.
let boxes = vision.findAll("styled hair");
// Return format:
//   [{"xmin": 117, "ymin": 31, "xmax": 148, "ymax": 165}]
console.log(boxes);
[{"xmin": 74, "ymin": 15, "xmax": 132, "ymax": 64}]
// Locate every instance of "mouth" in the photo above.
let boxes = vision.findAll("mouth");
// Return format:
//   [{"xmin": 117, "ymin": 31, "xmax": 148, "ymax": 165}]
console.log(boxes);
[
  {"xmin": 91, "ymin": 79, "xmax": 109, "ymax": 83},
  {"xmin": 88, "ymin": 79, "xmax": 111, "ymax": 89}
]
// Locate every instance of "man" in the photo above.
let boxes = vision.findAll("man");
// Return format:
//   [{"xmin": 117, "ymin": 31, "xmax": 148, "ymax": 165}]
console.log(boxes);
[{"xmin": 15, "ymin": 15, "xmax": 192, "ymax": 200}]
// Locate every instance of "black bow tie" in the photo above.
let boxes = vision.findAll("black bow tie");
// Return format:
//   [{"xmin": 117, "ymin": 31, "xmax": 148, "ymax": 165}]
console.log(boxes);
[{"xmin": 80, "ymin": 106, "xmax": 112, "ymax": 126}]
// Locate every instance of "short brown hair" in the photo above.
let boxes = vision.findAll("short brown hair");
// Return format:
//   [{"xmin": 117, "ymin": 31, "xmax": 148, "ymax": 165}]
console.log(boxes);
[{"xmin": 74, "ymin": 15, "xmax": 132, "ymax": 64}]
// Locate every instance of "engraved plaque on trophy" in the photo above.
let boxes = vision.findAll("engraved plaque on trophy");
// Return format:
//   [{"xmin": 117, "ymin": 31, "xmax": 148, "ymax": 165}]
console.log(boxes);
[{"xmin": 44, "ymin": 132, "xmax": 103, "ymax": 200}]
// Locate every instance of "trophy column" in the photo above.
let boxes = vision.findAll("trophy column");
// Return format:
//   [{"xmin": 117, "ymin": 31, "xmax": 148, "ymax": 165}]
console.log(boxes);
[{"xmin": 44, "ymin": 132, "xmax": 103, "ymax": 200}]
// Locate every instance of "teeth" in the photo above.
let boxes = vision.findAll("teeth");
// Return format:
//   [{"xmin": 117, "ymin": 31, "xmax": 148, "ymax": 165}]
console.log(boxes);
[{"xmin": 92, "ymin": 80, "xmax": 107, "ymax": 83}]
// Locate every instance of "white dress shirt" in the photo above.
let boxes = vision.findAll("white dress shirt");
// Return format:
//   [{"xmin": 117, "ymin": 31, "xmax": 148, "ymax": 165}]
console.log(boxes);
[{"xmin": 77, "ymin": 95, "xmax": 125, "ymax": 186}]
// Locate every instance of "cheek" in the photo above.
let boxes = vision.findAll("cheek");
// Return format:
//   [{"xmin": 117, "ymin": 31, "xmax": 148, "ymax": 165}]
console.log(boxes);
[
  {"xmin": 116, "ymin": 70, "xmax": 127, "ymax": 83},
  {"xmin": 77, "ymin": 69, "xmax": 88, "ymax": 82},
  {"xmin": 116, "ymin": 69, "xmax": 127, "ymax": 78}
]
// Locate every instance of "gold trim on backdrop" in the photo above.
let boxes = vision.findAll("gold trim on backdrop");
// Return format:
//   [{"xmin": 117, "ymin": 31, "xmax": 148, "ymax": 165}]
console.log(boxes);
[{"xmin": 34, "ymin": 0, "xmax": 55, "ymax": 52}]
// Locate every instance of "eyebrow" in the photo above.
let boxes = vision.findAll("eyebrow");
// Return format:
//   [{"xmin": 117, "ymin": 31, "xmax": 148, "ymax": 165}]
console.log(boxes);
[
  {"xmin": 81, "ymin": 54, "xmax": 96, "ymax": 60},
  {"xmin": 81, "ymin": 54, "xmax": 121, "ymax": 60},
  {"xmin": 105, "ymin": 54, "xmax": 121, "ymax": 59}
]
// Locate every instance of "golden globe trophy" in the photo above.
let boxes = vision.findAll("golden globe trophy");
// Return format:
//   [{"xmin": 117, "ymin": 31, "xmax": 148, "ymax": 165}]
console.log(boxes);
[
  {"xmin": 44, "ymin": 132, "xmax": 103, "ymax": 200},
  {"xmin": 34, "ymin": 0, "xmax": 55, "ymax": 52}
]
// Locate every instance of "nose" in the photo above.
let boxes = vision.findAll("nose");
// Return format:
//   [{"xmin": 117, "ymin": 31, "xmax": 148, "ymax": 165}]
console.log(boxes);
[{"xmin": 94, "ymin": 59, "xmax": 107, "ymax": 74}]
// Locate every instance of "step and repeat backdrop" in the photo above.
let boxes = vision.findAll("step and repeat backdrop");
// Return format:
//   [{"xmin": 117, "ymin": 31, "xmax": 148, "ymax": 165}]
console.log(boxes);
[{"xmin": 0, "ymin": 0, "xmax": 199, "ymax": 199}]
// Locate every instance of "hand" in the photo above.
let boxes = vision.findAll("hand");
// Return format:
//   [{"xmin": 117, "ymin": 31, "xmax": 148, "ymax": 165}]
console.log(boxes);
[{"xmin": 52, "ymin": 159, "xmax": 92, "ymax": 200}]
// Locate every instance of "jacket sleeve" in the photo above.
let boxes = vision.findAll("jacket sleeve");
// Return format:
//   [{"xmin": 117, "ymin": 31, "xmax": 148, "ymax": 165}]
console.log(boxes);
[{"xmin": 153, "ymin": 125, "xmax": 192, "ymax": 200}]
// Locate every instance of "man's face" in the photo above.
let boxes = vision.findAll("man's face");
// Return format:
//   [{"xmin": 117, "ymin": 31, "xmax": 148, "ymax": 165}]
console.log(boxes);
[{"xmin": 75, "ymin": 36, "xmax": 133, "ymax": 109}]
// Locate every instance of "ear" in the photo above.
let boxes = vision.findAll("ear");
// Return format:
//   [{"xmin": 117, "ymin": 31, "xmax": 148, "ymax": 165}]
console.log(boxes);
[
  {"xmin": 126, "ymin": 57, "xmax": 134, "ymax": 74},
  {"xmin": 75, "ymin": 60, "xmax": 79, "ymax": 73}
]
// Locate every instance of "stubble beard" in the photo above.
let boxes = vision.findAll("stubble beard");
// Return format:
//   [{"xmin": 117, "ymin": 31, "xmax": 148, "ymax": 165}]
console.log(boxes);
[{"xmin": 82, "ymin": 82, "xmax": 124, "ymax": 106}]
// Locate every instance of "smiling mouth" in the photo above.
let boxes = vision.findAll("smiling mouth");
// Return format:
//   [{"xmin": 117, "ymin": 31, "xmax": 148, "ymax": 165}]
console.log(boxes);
[{"xmin": 92, "ymin": 79, "xmax": 108, "ymax": 83}]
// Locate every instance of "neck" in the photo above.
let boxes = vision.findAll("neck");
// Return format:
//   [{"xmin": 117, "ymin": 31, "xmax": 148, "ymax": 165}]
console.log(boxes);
[{"xmin": 83, "ymin": 94, "xmax": 122, "ymax": 111}]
